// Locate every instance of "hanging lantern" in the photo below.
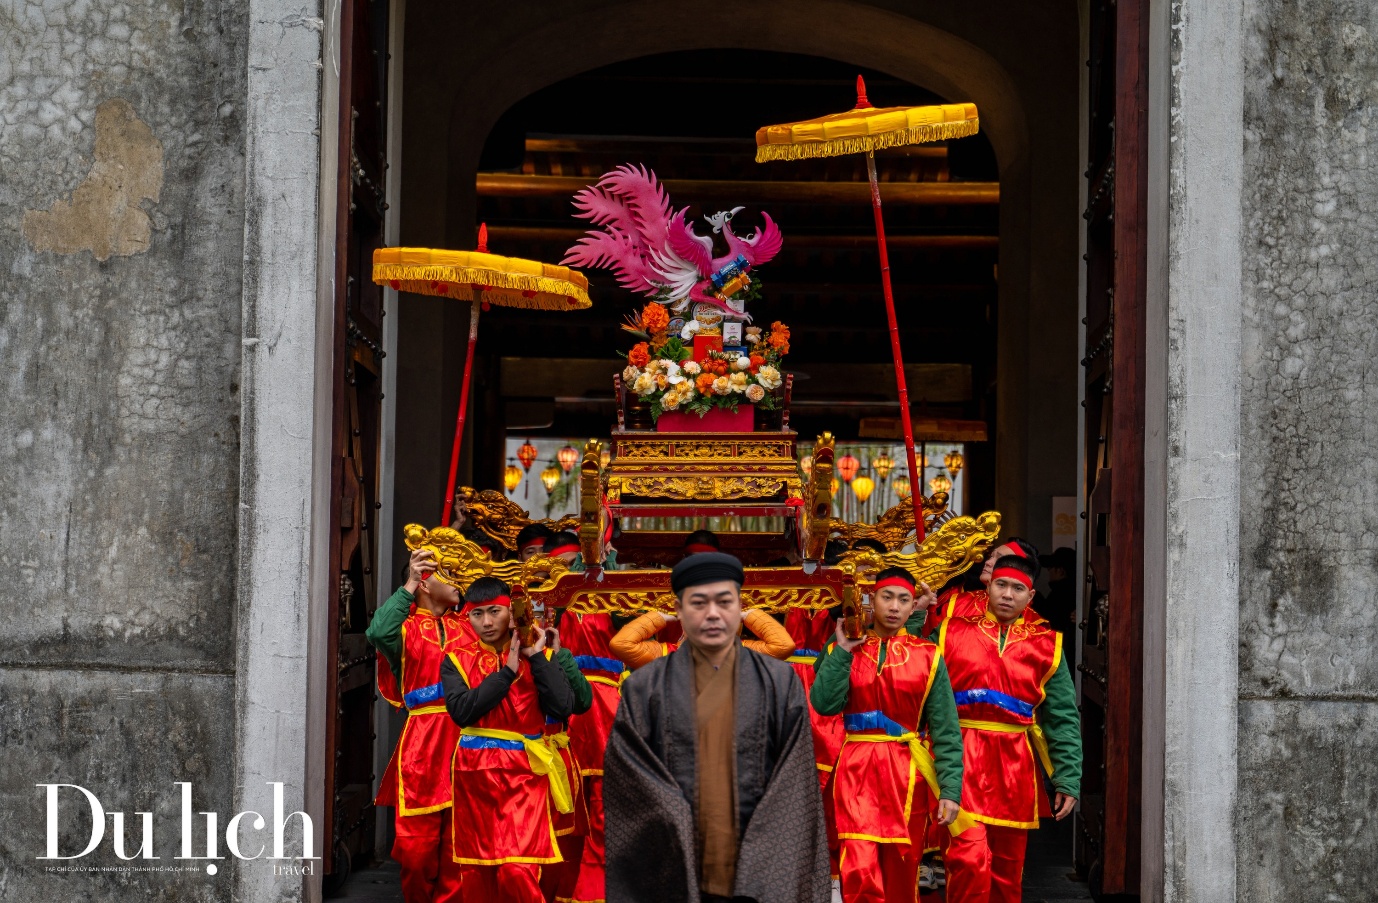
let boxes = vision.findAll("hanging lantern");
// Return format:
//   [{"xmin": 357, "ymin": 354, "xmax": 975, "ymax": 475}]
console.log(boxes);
[
  {"xmin": 837, "ymin": 452, "xmax": 860, "ymax": 483},
  {"xmin": 503, "ymin": 461, "xmax": 523, "ymax": 494},
  {"xmin": 600, "ymin": 446, "xmax": 612, "ymax": 470},
  {"xmin": 944, "ymin": 448, "xmax": 965, "ymax": 479},
  {"xmin": 540, "ymin": 461, "xmax": 561, "ymax": 494},
  {"xmin": 517, "ymin": 439, "xmax": 539, "ymax": 472},
  {"xmin": 872, "ymin": 451, "xmax": 894, "ymax": 481},
  {"xmin": 893, "ymin": 473, "xmax": 912, "ymax": 500},
  {"xmin": 799, "ymin": 453, "xmax": 814, "ymax": 477},
  {"xmin": 852, "ymin": 474, "xmax": 875, "ymax": 503},
  {"xmin": 557, "ymin": 444, "xmax": 580, "ymax": 473},
  {"xmin": 930, "ymin": 473, "xmax": 953, "ymax": 495}
]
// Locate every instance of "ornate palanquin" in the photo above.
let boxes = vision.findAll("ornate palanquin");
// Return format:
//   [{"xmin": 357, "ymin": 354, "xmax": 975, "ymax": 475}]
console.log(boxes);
[{"xmin": 404, "ymin": 432, "xmax": 1001, "ymax": 620}]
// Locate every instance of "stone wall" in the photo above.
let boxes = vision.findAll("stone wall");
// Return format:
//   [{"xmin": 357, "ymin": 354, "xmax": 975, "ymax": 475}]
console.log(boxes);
[
  {"xmin": 0, "ymin": 0, "xmax": 247, "ymax": 898},
  {"xmin": 1239, "ymin": 0, "xmax": 1378, "ymax": 899}
]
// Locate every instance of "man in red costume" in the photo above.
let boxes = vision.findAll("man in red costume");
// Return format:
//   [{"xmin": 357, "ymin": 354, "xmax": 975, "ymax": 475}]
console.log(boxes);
[
  {"xmin": 440, "ymin": 577, "xmax": 577, "ymax": 902},
  {"xmin": 937, "ymin": 554, "xmax": 1082, "ymax": 903},
  {"xmin": 919, "ymin": 537, "xmax": 1041, "ymax": 635},
  {"xmin": 539, "ymin": 639, "xmax": 594, "ymax": 902},
  {"xmin": 366, "ymin": 546, "xmax": 470, "ymax": 903},
  {"xmin": 549, "ymin": 605, "xmax": 624, "ymax": 903},
  {"xmin": 810, "ymin": 567, "xmax": 965, "ymax": 903}
]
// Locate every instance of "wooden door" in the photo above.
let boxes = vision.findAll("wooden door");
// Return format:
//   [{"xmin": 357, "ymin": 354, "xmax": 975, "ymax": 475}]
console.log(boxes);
[
  {"xmin": 324, "ymin": 0, "xmax": 391, "ymax": 885},
  {"xmin": 1079, "ymin": 0, "xmax": 1147, "ymax": 898}
]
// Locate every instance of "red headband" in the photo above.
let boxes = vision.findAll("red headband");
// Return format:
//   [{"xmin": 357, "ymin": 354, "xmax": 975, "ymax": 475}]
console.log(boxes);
[
  {"xmin": 991, "ymin": 567, "xmax": 1033, "ymax": 589},
  {"xmin": 546, "ymin": 543, "xmax": 579, "ymax": 557},
  {"xmin": 684, "ymin": 543, "xmax": 718, "ymax": 555},
  {"xmin": 1000, "ymin": 543, "xmax": 1028, "ymax": 559},
  {"xmin": 520, "ymin": 540, "xmax": 546, "ymax": 552},
  {"xmin": 873, "ymin": 576, "xmax": 916, "ymax": 594},
  {"xmin": 468, "ymin": 594, "xmax": 512, "ymax": 609}
]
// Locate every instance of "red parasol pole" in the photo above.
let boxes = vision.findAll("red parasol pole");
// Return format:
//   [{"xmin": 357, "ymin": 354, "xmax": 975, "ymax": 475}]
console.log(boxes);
[
  {"xmin": 440, "ymin": 224, "xmax": 489, "ymax": 526},
  {"xmin": 863, "ymin": 141, "xmax": 926, "ymax": 544},
  {"xmin": 442, "ymin": 299, "xmax": 481, "ymax": 526}
]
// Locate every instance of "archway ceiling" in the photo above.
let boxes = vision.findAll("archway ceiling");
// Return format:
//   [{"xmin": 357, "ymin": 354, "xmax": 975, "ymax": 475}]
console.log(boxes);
[{"xmin": 470, "ymin": 53, "xmax": 999, "ymax": 443}]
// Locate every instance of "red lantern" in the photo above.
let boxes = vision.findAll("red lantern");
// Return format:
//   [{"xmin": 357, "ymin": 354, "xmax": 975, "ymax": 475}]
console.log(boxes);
[
  {"xmin": 836, "ymin": 452, "xmax": 860, "ymax": 483},
  {"xmin": 516, "ymin": 440, "xmax": 539, "ymax": 472},
  {"xmin": 557, "ymin": 444, "xmax": 580, "ymax": 474}
]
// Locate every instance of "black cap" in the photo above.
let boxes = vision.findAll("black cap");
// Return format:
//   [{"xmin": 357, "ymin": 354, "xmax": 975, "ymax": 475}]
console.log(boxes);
[{"xmin": 670, "ymin": 552, "xmax": 745, "ymax": 596}]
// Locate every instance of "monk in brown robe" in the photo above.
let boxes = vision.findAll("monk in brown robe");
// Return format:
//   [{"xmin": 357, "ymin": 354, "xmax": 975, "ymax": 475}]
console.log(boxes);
[{"xmin": 603, "ymin": 552, "xmax": 830, "ymax": 903}]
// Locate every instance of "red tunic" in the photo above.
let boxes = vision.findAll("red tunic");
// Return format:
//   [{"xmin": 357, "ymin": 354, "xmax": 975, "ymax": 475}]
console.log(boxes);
[
  {"xmin": 448, "ymin": 642, "xmax": 561, "ymax": 865},
  {"xmin": 542, "ymin": 650, "xmax": 587, "ymax": 838},
  {"xmin": 939, "ymin": 613, "xmax": 1062, "ymax": 828},
  {"xmin": 561, "ymin": 613, "xmax": 624, "ymax": 776},
  {"xmin": 784, "ymin": 608, "xmax": 846, "ymax": 776},
  {"xmin": 832, "ymin": 632, "xmax": 942, "ymax": 843},
  {"xmin": 926, "ymin": 588, "xmax": 1047, "ymax": 635},
  {"xmin": 373, "ymin": 607, "xmax": 469, "ymax": 815}
]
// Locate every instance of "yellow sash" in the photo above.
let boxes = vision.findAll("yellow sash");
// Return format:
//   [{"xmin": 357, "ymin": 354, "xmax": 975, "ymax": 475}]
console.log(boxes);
[
  {"xmin": 786, "ymin": 654, "xmax": 820, "ymax": 664},
  {"xmin": 957, "ymin": 719, "xmax": 1055, "ymax": 778},
  {"xmin": 585, "ymin": 674, "xmax": 622, "ymax": 689},
  {"xmin": 460, "ymin": 726, "xmax": 575, "ymax": 815},
  {"xmin": 843, "ymin": 732, "xmax": 977, "ymax": 836}
]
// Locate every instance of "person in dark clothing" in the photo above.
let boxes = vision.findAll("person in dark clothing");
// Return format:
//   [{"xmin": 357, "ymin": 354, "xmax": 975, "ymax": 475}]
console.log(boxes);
[{"xmin": 1037, "ymin": 546, "xmax": 1078, "ymax": 644}]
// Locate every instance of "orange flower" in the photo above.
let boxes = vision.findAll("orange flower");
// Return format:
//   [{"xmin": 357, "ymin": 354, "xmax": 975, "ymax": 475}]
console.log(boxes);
[
  {"xmin": 628, "ymin": 342, "xmax": 651, "ymax": 369},
  {"xmin": 748, "ymin": 353, "xmax": 765, "ymax": 373},
  {"xmin": 642, "ymin": 302, "xmax": 670, "ymax": 334},
  {"xmin": 695, "ymin": 373, "xmax": 716, "ymax": 394},
  {"xmin": 768, "ymin": 321, "xmax": 790, "ymax": 355}
]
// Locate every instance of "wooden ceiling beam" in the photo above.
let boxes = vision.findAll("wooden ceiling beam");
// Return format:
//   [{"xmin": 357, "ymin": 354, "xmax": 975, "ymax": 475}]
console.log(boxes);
[
  {"xmin": 476, "ymin": 173, "xmax": 998, "ymax": 205},
  {"xmin": 486, "ymin": 225, "xmax": 996, "ymax": 250}
]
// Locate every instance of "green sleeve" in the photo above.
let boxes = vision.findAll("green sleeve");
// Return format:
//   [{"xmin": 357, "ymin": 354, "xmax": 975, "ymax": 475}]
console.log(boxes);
[
  {"xmin": 905, "ymin": 609, "xmax": 927, "ymax": 636},
  {"xmin": 569, "ymin": 548, "xmax": 618, "ymax": 573},
  {"xmin": 809, "ymin": 643, "xmax": 853, "ymax": 716},
  {"xmin": 920, "ymin": 658, "xmax": 964, "ymax": 803},
  {"xmin": 1037, "ymin": 654, "xmax": 1083, "ymax": 798},
  {"xmin": 365, "ymin": 586, "xmax": 414, "ymax": 680},
  {"xmin": 554, "ymin": 648, "xmax": 593, "ymax": 715}
]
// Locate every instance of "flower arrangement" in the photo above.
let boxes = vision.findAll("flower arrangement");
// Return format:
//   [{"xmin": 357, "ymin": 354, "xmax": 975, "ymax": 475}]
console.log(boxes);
[{"xmin": 621, "ymin": 303, "xmax": 790, "ymax": 420}]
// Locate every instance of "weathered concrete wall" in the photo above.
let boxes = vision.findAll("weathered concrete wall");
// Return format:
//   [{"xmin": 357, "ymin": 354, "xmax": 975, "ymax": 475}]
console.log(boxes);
[
  {"xmin": 1239, "ymin": 0, "xmax": 1378, "ymax": 900},
  {"xmin": 0, "ymin": 0, "xmax": 247, "ymax": 897}
]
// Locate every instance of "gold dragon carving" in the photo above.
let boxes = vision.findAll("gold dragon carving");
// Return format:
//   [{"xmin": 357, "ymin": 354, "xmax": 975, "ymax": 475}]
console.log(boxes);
[
  {"xmin": 403, "ymin": 524, "xmax": 525, "ymax": 590},
  {"xmin": 453, "ymin": 487, "xmax": 578, "ymax": 552},
  {"xmin": 827, "ymin": 492, "xmax": 951, "ymax": 551}
]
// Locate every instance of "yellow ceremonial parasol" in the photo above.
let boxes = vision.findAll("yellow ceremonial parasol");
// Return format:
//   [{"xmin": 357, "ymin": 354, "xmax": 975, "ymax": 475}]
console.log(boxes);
[
  {"xmin": 756, "ymin": 77, "xmax": 980, "ymax": 542},
  {"xmin": 374, "ymin": 225, "xmax": 590, "ymax": 524}
]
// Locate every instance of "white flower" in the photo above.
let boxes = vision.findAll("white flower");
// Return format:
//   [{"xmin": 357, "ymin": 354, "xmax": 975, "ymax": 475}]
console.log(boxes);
[
  {"xmin": 681, "ymin": 360, "xmax": 702, "ymax": 376},
  {"xmin": 662, "ymin": 390, "xmax": 682, "ymax": 410},
  {"xmin": 632, "ymin": 373, "xmax": 657, "ymax": 396},
  {"xmin": 756, "ymin": 365, "xmax": 782, "ymax": 390},
  {"xmin": 733, "ymin": 356, "xmax": 751, "ymax": 371},
  {"xmin": 622, "ymin": 365, "xmax": 640, "ymax": 384},
  {"xmin": 664, "ymin": 361, "xmax": 685, "ymax": 385},
  {"xmin": 745, "ymin": 384, "xmax": 766, "ymax": 403},
  {"xmin": 712, "ymin": 376, "xmax": 732, "ymax": 396},
  {"xmin": 745, "ymin": 333, "xmax": 760, "ymax": 344},
  {"xmin": 681, "ymin": 319, "xmax": 702, "ymax": 340},
  {"xmin": 677, "ymin": 381, "xmax": 696, "ymax": 399},
  {"xmin": 729, "ymin": 372, "xmax": 749, "ymax": 393}
]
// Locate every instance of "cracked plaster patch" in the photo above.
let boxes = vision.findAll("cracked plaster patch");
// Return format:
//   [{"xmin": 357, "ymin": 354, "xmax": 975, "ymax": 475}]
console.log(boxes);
[{"xmin": 22, "ymin": 98, "xmax": 164, "ymax": 261}]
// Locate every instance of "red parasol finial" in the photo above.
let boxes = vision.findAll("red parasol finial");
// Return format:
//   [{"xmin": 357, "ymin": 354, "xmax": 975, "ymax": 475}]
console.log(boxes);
[
  {"xmin": 477, "ymin": 222, "xmax": 489, "ymax": 253},
  {"xmin": 855, "ymin": 75, "xmax": 872, "ymax": 110}
]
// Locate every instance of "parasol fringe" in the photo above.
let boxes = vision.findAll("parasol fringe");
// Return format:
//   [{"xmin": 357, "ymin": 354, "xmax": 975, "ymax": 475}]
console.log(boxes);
[
  {"xmin": 373, "ymin": 264, "xmax": 591, "ymax": 309},
  {"xmin": 755, "ymin": 118, "xmax": 980, "ymax": 163}
]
